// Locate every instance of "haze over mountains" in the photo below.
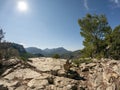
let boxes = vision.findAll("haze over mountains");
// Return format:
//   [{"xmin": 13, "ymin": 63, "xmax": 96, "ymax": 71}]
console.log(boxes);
[{"xmin": 25, "ymin": 47, "xmax": 72, "ymax": 56}]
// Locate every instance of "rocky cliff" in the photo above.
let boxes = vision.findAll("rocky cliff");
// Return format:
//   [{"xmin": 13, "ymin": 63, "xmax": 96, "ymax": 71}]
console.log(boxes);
[
  {"xmin": 0, "ymin": 42, "xmax": 26, "ymax": 59},
  {"xmin": 0, "ymin": 58, "xmax": 120, "ymax": 90},
  {"xmin": 0, "ymin": 42, "xmax": 26, "ymax": 53}
]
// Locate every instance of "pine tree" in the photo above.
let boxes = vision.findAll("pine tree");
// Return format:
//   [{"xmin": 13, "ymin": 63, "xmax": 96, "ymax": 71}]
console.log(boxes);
[
  {"xmin": 0, "ymin": 29, "xmax": 5, "ymax": 43},
  {"xmin": 78, "ymin": 14, "xmax": 112, "ymax": 58}
]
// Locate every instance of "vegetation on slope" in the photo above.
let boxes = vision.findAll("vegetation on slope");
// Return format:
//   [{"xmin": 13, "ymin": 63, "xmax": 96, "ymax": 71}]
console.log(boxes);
[{"xmin": 78, "ymin": 14, "xmax": 120, "ymax": 60}]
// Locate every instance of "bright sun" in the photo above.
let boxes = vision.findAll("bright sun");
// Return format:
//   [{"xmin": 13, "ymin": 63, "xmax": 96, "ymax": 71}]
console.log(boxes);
[{"xmin": 17, "ymin": 1, "xmax": 28, "ymax": 12}]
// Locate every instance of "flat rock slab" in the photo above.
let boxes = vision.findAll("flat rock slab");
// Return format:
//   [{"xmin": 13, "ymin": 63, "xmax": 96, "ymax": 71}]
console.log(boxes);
[
  {"xmin": 4, "ymin": 68, "xmax": 41, "ymax": 80},
  {"xmin": 28, "ymin": 58, "xmax": 66, "ymax": 72}
]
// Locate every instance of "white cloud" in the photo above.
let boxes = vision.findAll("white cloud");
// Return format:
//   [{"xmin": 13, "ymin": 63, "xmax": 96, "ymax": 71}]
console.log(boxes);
[
  {"xmin": 84, "ymin": 0, "xmax": 89, "ymax": 10},
  {"xmin": 19, "ymin": 42, "xmax": 29, "ymax": 48},
  {"xmin": 110, "ymin": 0, "xmax": 120, "ymax": 8},
  {"xmin": 115, "ymin": 0, "xmax": 119, "ymax": 4}
]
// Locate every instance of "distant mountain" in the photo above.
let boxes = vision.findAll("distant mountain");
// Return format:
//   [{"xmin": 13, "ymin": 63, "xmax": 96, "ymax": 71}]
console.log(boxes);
[
  {"xmin": 43, "ymin": 47, "xmax": 71, "ymax": 55},
  {"xmin": 60, "ymin": 50, "xmax": 82, "ymax": 59},
  {"xmin": 25, "ymin": 47, "xmax": 43, "ymax": 54},
  {"xmin": 25, "ymin": 47, "xmax": 71, "ymax": 56},
  {"xmin": 25, "ymin": 47, "xmax": 82, "ymax": 59}
]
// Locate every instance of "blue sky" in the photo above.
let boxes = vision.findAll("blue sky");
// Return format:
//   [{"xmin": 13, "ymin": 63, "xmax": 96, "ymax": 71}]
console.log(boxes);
[{"xmin": 0, "ymin": 0, "xmax": 120, "ymax": 51}]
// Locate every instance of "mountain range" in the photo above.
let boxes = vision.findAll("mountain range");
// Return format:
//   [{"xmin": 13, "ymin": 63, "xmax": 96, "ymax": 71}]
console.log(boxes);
[
  {"xmin": 25, "ymin": 47, "xmax": 82, "ymax": 59},
  {"xmin": 25, "ymin": 47, "xmax": 72, "ymax": 57}
]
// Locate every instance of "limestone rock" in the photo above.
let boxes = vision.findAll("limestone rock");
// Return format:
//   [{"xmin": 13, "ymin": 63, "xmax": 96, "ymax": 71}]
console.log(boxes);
[
  {"xmin": 0, "ymin": 58, "xmax": 120, "ymax": 90},
  {"xmin": 15, "ymin": 85, "xmax": 27, "ymax": 90},
  {"xmin": 27, "ymin": 79, "xmax": 48, "ymax": 89},
  {"xmin": 4, "ymin": 68, "xmax": 41, "ymax": 80}
]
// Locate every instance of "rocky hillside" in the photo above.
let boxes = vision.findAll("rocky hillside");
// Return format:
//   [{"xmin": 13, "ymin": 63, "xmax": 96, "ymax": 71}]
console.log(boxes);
[
  {"xmin": 0, "ymin": 42, "xmax": 26, "ymax": 59},
  {"xmin": 0, "ymin": 58, "xmax": 120, "ymax": 90},
  {"xmin": 0, "ymin": 42, "xmax": 26, "ymax": 53}
]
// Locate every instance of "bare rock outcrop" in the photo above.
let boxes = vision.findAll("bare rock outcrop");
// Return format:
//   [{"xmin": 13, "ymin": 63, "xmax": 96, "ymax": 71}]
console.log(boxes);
[{"xmin": 0, "ymin": 57, "xmax": 120, "ymax": 90}]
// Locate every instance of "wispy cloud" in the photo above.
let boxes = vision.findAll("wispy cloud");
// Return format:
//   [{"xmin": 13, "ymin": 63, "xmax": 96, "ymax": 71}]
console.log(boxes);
[
  {"xmin": 19, "ymin": 42, "xmax": 29, "ymax": 48},
  {"xmin": 110, "ymin": 0, "xmax": 120, "ymax": 8},
  {"xmin": 84, "ymin": 0, "xmax": 89, "ymax": 10},
  {"xmin": 115, "ymin": 0, "xmax": 119, "ymax": 4}
]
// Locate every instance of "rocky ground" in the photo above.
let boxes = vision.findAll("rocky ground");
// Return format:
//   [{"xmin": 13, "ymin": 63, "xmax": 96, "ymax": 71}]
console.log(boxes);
[{"xmin": 0, "ymin": 57, "xmax": 120, "ymax": 90}]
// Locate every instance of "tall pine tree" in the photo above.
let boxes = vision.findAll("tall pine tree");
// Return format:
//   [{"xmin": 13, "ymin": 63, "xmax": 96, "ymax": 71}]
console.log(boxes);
[{"xmin": 78, "ymin": 14, "xmax": 111, "ymax": 58}]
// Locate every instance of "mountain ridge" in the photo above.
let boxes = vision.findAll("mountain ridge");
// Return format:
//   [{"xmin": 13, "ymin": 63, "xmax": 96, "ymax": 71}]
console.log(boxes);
[{"xmin": 25, "ymin": 47, "xmax": 72, "ymax": 56}]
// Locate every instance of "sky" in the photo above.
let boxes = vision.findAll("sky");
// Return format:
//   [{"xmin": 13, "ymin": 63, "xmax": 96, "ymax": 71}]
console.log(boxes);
[{"xmin": 0, "ymin": 0, "xmax": 120, "ymax": 51}]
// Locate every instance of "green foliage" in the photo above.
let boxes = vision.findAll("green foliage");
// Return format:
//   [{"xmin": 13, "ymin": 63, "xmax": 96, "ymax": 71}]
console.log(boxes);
[
  {"xmin": 72, "ymin": 58, "xmax": 93, "ymax": 66},
  {"xmin": 19, "ymin": 53, "xmax": 29, "ymax": 61},
  {"xmin": 78, "ymin": 14, "xmax": 111, "ymax": 58},
  {"xmin": 52, "ymin": 54, "xmax": 60, "ymax": 59},
  {"xmin": 0, "ymin": 29, "xmax": 5, "ymax": 43},
  {"xmin": 78, "ymin": 14, "xmax": 120, "ymax": 60},
  {"xmin": 96, "ymin": 51, "xmax": 104, "ymax": 59},
  {"xmin": 60, "ymin": 50, "xmax": 81, "ymax": 59},
  {"xmin": 33, "ymin": 53, "xmax": 44, "ymax": 57},
  {"xmin": 6, "ymin": 48, "xmax": 19, "ymax": 60},
  {"xmin": 106, "ymin": 25, "xmax": 120, "ymax": 60}
]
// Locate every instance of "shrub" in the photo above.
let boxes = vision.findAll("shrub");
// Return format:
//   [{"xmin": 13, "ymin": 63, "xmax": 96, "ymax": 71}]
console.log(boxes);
[
  {"xmin": 52, "ymin": 54, "xmax": 60, "ymax": 59},
  {"xmin": 72, "ymin": 58, "xmax": 93, "ymax": 66}
]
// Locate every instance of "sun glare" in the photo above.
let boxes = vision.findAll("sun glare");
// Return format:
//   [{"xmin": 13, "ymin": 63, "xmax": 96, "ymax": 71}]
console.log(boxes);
[{"xmin": 17, "ymin": 1, "xmax": 28, "ymax": 12}]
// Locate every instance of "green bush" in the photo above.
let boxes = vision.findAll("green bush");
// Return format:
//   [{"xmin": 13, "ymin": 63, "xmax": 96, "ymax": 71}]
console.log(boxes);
[
  {"xmin": 72, "ymin": 58, "xmax": 93, "ymax": 66},
  {"xmin": 52, "ymin": 54, "xmax": 60, "ymax": 59},
  {"xmin": 19, "ymin": 53, "xmax": 30, "ymax": 61}
]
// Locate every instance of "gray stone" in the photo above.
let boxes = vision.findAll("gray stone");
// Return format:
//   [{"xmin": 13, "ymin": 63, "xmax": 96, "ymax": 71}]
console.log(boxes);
[
  {"xmin": 27, "ymin": 78, "xmax": 48, "ymax": 88},
  {"xmin": 15, "ymin": 85, "xmax": 27, "ymax": 90},
  {"xmin": 4, "ymin": 68, "xmax": 41, "ymax": 80},
  {"xmin": 1, "ymin": 58, "xmax": 120, "ymax": 90}
]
